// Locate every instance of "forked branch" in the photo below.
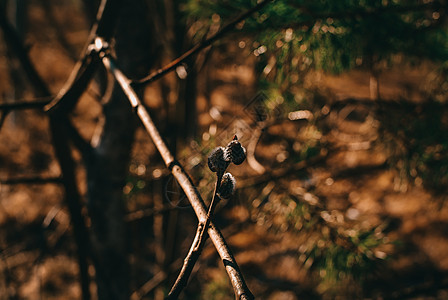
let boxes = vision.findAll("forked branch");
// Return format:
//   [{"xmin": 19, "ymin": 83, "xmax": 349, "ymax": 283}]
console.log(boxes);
[
  {"xmin": 99, "ymin": 45, "xmax": 253, "ymax": 299},
  {"xmin": 166, "ymin": 173, "xmax": 223, "ymax": 299}
]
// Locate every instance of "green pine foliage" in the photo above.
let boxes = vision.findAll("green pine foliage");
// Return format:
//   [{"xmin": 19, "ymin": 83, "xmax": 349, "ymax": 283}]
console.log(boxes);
[
  {"xmin": 378, "ymin": 100, "xmax": 448, "ymax": 192},
  {"xmin": 182, "ymin": 0, "xmax": 448, "ymax": 296},
  {"xmin": 253, "ymin": 193, "xmax": 390, "ymax": 296},
  {"xmin": 184, "ymin": 0, "xmax": 448, "ymax": 74}
]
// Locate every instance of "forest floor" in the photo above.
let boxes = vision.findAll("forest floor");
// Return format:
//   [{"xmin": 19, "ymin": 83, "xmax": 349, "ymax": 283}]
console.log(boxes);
[
  {"xmin": 1, "ymin": 1, "xmax": 448, "ymax": 300},
  {"xmin": 191, "ymin": 43, "xmax": 448, "ymax": 300}
]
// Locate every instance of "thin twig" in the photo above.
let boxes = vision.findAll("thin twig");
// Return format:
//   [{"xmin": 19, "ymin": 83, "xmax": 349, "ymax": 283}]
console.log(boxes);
[
  {"xmin": 130, "ymin": 259, "xmax": 183, "ymax": 300},
  {"xmin": 44, "ymin": 0, "xmax": 123, "ymax": 114},
  {"xmin": 239, "ymin": 152, "xmax": 328, "ymax": 188},
  {"xmin": 1, "ymin": 11, "xmax": 92, "ymax": 300},
  {"xmin": 133, "ymin": 0, "xmax": 272, "ymax": 86},
  {"xmin": 165, "ymin": 224, "xmax": 203, "ymax": 300},
  {"xmin": 0, "ymin": 98, "xmax": 53, "ymax": 132},
  {"xmin": 0, "ymin": 8, "xmax": 51, "ymax": 97},
  {"xmin": 166, "ymin": 173, "xmax": 222, "ymax": 299},
  {"xmin": 197, "ymin": 172, "xmax": 223, "ymax": 250},
  {"xmin": 246, "ymin": 125, "xmax": 266, "ymax": 175},
  {"xmin": 0, "ymin": 98, "xmax": 93, "ymax": 154},
  {"xmin": 0, "ymin": 98, "xmax": 52, "ymax": 110},
  {"xmin": 101, "ymin": 51, "xmax": 253, "ymax": 300},
  {"xmin": 44, "ymin": 53, "xmax": 99, "ymax": 114},
  {"xmin": 0, "ymin": 2, "xmax": 122, "ymax": 300},
  {"xmin": 124, "ymin": 206, "xmax": 176, "ymax": 222}
]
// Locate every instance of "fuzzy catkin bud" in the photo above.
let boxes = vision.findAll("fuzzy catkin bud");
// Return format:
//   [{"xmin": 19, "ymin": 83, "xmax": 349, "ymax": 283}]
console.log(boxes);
[
  {"xmin": 208, "ymin": 147, "xmax": 230, "ymax": 173},
  {"xmin": 224, "ymin": 136, "xmax": 246, "ymax": 165},
  {"xmin": 218, "ymin": 173, "xmax": 236, "ymax": 199}
]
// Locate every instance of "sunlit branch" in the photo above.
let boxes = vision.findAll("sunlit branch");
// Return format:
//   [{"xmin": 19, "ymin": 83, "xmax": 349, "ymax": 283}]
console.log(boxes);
[
  {"xmin": 44, "ymin": 0, "xmax": 123, "ymax": 115},
  {"xmin": 166, "ymin": 172, "xmax": 223, "ymax": 299},
  {"xmin": 100, "ymin": 46, "xmax": 253, "ymax": 300},
  {"xmin": 133, "ymin": 0, "xmax": 273, "ymax": 87}
]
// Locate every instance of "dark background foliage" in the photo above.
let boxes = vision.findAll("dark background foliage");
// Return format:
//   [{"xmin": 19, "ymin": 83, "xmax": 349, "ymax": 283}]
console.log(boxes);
[{"xmin": 0, "ymin": 0, "xmax": 447, "ymax": 299}]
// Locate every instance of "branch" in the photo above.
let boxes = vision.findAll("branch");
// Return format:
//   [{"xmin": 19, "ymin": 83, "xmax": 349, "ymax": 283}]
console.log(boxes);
[
  {"xmin": 133, "ymin": 0, "xmax": 273, "ymax": 86},
  {"xmin": 0, "ymin": 97, "xmax": 51, "ymax": 130},
  {"xmin": 0, "ymin": 7, "xmax": 94, "ymax": 152},
  {"xmin": 0, "ymin": 3, "xmax": 93, "ymax": 152},
  {"xmin": 125, "ymin": 205, "xmax": 177, "ymax": 223},
  {"xmin": 166, "ymin": 173, "xmax": 223, "ymax": 299},
  {"xmin": 0, "ymin": 98, "xmax": 52, "ymax": 110},
  {"xmin": 0, "ymin": 98, "xmax": 52, "ymax": 131},
  {"xmin": 239, "ymin": 151, "xmax": 328, "ymax": 188},
  {"xmin": 100, "ymin": 49, "xmax": 253, "ymax": 300},
  {"xmin": 44, "ymin": 53, "xmax": 99, "ymax": 114},
  {"xmin": 43, "ymin": 4, "xmax": 124, "ymax": 297},
  {"xmin": 165, "ymin": 224, "xmax": 204, "ymax": 300},
  {"xmin": 0, "ymin": 98, "xmax": 93, "ymax": 153},
  {"xmin": 0, "ymin": 8, "xmax": 51, "ymax": 97},
  {"xmin": 43, "ymin": 0, "xmax": 123, "ymax": 115},
  {"xmin": 0, "ymin": 3, "xmax": 123, "ymax": 300},
  {"xmin": 130, "ymin": 259, "xmax": 183, "ymax": 300},
  {"xmin": 246, "ymin": 125, "xmax": 266, "ymax": 175},
  {"xmin": 0, "ymin": 31, "xmax": 92, "ymax": 300}
]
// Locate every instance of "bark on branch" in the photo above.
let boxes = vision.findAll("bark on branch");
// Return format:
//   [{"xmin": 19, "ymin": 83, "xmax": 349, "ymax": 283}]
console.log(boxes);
[
  {"xmin": 0, "ymin": 6, "xmax": 94, "ymax": 299},
  {"xmin": 101, "ymin": 51, "xmax": 254, "ymax": 299},
  {"xmin": 166, "ymin": 173, "xmax": 223, "ymax": 299}
]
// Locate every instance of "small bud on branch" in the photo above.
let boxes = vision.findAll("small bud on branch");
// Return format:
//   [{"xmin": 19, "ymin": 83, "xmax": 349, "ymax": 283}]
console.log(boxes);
[
  {"xmin": 224, "ymin": 135, "xmax": 246, "ymax": 165},
  {"xmin": 208, "ymin": 146, "xmax": 230, "ymax": 173},
  {"xmin": 219, "ymin": 173, "xmax": 236, "ymax": 199}
]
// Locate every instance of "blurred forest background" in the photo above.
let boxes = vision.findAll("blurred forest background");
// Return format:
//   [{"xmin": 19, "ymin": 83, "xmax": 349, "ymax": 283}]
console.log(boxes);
[{"xmin": 0, "ymin": 0, "xmax": 448, "ymax": 299}]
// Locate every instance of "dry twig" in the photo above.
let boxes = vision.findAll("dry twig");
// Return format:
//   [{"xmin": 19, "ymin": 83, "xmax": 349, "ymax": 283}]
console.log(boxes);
[
  {"xmin": 133, "ymin": 0, "xmax": 272, "ymax": 87},
  {"xmin": 166, "ymin": 172, "xmax": 223, "ymax": 299},
  {"xmin": 100, "ymin": 48, "xmax": 253, "ymax": 299}
]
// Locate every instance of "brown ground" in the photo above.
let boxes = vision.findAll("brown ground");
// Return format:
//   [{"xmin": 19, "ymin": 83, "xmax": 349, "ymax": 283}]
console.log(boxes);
[{"xmin": 1, "ymin": 1, "xmax": 448, "ymax": 300}]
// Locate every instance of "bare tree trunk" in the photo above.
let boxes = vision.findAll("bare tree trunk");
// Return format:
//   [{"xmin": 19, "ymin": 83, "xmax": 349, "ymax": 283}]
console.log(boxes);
[{"xmin": 86, "ymin": 1, "xmax": 155, "ymax": 299}]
